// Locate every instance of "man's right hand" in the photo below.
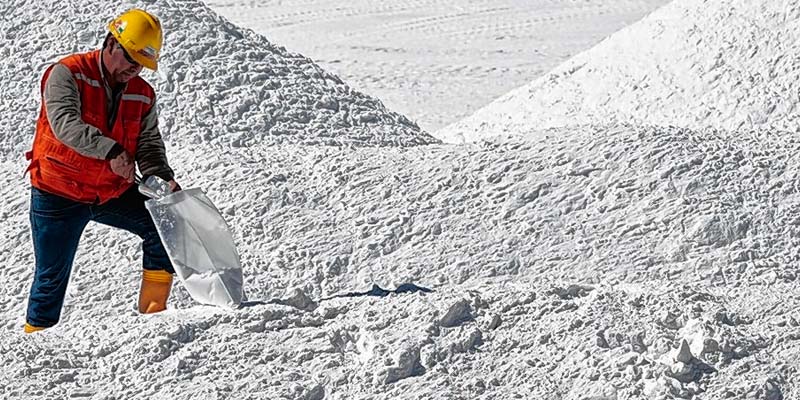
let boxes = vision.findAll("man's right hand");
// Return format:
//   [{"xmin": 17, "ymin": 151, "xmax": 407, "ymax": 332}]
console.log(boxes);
[{"xmin": 110, "ymin": 151, "xmax": 135, "ymax": 182}]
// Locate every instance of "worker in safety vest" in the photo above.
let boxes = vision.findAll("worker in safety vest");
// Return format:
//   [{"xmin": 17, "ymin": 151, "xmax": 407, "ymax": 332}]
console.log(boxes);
[{"xmin": 23, "ymin": 9, "xmax": 178, "ymax": 333}]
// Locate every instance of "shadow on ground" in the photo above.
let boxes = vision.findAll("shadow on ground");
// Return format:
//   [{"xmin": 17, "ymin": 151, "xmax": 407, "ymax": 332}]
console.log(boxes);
[{"xmin": 239, "ymin": 283, "xmax": 434, "ymax": 309}]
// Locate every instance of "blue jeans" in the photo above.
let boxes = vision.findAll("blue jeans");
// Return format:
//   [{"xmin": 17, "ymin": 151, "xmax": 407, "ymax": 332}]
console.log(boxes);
[{"xmin": 26, "ymin": 186, "xmax": 174, "ymax": 328}]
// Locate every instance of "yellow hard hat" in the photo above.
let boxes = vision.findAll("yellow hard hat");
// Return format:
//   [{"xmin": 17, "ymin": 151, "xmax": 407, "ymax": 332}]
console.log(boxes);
[{"xmin": 108, "ymin": 9, "xmax": 163, "ymax": 71}]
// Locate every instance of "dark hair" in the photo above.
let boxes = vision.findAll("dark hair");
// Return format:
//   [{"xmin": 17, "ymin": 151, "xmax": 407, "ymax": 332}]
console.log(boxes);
[{"xmin": 102, "ymin": 32, "xmax": 115, "ymax": 50}]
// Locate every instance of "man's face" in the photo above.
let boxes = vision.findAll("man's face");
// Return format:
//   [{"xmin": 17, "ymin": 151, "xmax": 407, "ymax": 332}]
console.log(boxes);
[{"xmin": 106, "ymin": 41, "xmax": 143, "ymax": 84}]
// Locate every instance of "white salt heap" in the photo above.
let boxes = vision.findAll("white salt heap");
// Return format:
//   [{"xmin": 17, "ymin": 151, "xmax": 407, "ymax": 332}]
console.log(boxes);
[
  {"xmin": 439, "ymin": 0, "xmax": 800, "ymax": 143},
  {"xmin": 1, "ymin": 0, "xmax": 798, "ymax": 399},
  {"xmin": 0, "ymin": 0, "xmax": 435, "ymax": 152}
]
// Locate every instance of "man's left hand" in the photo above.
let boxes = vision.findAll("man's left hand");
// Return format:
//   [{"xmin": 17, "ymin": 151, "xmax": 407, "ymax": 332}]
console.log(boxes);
[
  {"xmin": 168, "ymin": 180, "xmax": 181, "ymax": 192},
  {"xmin": 110, "ymin": 151, "xmax": 135, "ymax": 182}
]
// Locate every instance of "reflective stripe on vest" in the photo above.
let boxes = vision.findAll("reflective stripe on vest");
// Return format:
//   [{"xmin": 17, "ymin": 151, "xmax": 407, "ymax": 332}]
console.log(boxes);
[
  {"xmin": 73, "ymin": 73, "xmax": 101, "ymax": 88},
  {"xmin": 122, "ymin": 94, "xmax": 152, "ymax": 105}
]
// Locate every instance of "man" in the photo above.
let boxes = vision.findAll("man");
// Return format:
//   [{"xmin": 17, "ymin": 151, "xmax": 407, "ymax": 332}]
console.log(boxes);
[{"xmin": 23, "ymin": 9, "xmax": 179, "ymax": 333}]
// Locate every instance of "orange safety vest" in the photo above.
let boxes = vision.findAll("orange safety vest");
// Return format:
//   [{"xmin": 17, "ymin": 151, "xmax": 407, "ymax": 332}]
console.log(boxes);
[{"xmin": 26, "ymin": 50, "xmax": 155, "ymax": 204}]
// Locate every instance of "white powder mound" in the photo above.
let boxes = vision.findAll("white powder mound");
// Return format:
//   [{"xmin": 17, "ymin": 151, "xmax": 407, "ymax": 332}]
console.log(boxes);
[
  {"xmin": 2, "ymin": 0, "xmax": 800, "ymax": 399},
  {"xmin": 147, "ymin": 123, "xmax": 800, "ymax": 302},
  {"xmin": 438, "ymin": 0, "xmax": 800, "ymax": 143},
  {"xmin": 4, "ymin": 124, "xmax": 800, "ymax": 398},
  {"xmin": 0, "ymin": 0, "xmax": 436, "ymax": 154}
]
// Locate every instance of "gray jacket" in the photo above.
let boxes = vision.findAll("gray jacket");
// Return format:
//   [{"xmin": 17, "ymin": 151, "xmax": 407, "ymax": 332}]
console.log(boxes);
[{"xmin": 44, "ymin": 59, "xmax": 174, "ymax": 181}]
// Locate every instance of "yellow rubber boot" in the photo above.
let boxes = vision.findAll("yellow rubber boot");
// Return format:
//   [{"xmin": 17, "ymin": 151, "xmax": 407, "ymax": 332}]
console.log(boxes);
[
  {"xmin": 24, "ymin": 323, "xmax": 45, "ymax": 334},
  {"xmin": 138, "ymin": 269, "xmax": 173, "ymax": 314}
]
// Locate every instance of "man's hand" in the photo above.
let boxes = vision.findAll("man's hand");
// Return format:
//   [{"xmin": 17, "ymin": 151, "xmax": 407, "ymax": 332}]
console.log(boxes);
[
  {"xmin": 168, "ymin": 180, "xmax": 181, "ymax": 192},
  {"xmin": 110, "ymin": 151, "xmax": 135, "ymax": 182}
]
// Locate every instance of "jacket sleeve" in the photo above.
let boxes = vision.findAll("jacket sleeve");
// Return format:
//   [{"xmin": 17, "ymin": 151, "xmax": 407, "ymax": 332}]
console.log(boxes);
[
  {"xmin": 136, "ymin": 96, "xmax": 175, "ymax": 181},
  {"xmin": 43, "ymin": 63, "xmax": 118, "ymax": 159}
]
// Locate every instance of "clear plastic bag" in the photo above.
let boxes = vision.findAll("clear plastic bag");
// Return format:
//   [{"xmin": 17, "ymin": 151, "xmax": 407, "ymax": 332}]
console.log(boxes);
[{"xmin": 142, "ymin": 180, "xmax": 243, "ymax": 309}]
